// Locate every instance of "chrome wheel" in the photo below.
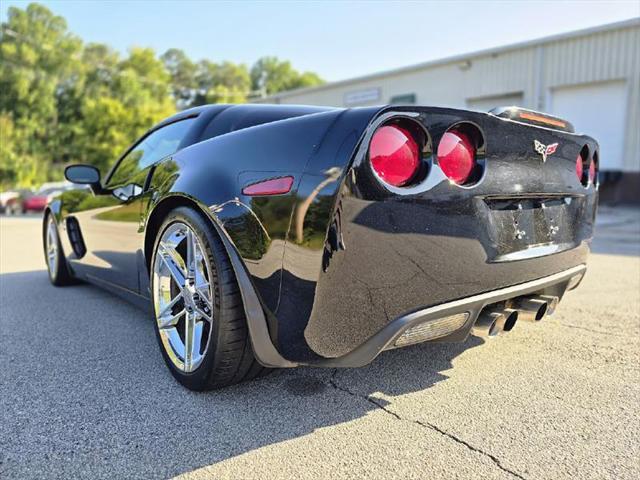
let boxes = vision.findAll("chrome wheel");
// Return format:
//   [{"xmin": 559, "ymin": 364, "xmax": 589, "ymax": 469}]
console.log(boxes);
[
  {"xmin": 153, "ymin": 222, "xmax": 214, "ymax": 373},
  {"xmin": 46, "ymin": 217, "xmax": 58, "ymax": 277}
]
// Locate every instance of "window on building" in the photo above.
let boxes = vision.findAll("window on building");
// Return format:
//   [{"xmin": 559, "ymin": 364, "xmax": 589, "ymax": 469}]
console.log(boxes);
[
  {"xmin": 466, "ymin": 93, "xmax": 524, "ymax": 112},
  {"xmin": 390, "ymin": 93, "xmax": 417, "ymax": 104}
]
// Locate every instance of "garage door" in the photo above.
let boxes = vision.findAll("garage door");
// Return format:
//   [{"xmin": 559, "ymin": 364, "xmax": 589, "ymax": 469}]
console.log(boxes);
[
  {"xmin": 550, "ymin": 81, "xmax": 626, "ymax": 171},
  {"xmin": 467, "ymin": 93, "xmax": 524, "ymax": 112}
]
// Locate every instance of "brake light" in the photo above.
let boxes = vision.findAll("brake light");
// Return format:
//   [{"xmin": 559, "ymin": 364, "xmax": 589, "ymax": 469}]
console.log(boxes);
[
  {"xmin": 518, "ymin": 111, "xmax": 567, "ymax": 129},
  {"xmin": 437, "ymin": 129, "xmax": 476, "ymax": 184},
  {"xmin": 369, "ymin": 125, "xmax": 420, "ymax": 187}
]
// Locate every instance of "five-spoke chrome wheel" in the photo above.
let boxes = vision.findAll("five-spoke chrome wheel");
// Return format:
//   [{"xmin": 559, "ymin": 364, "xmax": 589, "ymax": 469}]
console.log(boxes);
[
  {"xmin": 46, "ymin": 216, "xmax": 59, "ymax": 277},
  {"xmin": 153, "ymin": 222, "xmax": 214, "ymax": 373}
]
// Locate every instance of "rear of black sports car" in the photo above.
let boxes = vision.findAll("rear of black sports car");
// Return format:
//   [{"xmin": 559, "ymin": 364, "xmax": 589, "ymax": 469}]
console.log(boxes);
[
  {"xmin": 275, "ymin": 105, "xmax": 597, "ymax": 365},
  {"xmin": 39, "ymin": 102, "xmax": 599, "ymax": 390},
  {"xmin": 149, "ymin": 103, "xmax": 598, "ymax": 370}
]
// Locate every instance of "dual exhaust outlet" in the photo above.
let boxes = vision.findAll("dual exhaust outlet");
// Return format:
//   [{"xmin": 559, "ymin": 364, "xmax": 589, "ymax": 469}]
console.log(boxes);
[{"xmin": 472, "ymin": 295, "xmax": 559, "ymax": 338}]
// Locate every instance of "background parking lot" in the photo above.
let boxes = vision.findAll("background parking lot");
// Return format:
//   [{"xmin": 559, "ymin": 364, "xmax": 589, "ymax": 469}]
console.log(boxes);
[{"xmin": 0, "ymin": 208, "xmax": 638, "ymax": 479}]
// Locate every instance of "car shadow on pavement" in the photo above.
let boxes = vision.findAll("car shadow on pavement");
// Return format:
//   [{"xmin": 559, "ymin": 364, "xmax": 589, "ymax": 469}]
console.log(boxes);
[{"xmin": 0, "ymin": 270, "xmax": 483, "ymax": 479}]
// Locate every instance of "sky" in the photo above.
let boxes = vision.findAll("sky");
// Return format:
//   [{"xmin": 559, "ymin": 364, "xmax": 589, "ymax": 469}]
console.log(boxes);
[{"xmin": 2, "ymin": 0, "xmax": 639, "ymax": 82}]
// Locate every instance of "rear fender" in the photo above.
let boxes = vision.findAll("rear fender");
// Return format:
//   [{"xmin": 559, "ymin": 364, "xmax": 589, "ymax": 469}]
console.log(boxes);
[{"xmin": 145, "ymin": 110, "xmax": 347, "ymax": 311}]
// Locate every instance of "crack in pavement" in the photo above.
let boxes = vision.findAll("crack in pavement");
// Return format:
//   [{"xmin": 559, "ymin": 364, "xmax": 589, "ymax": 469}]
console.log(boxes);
[
  {"xmin": 328, "ymin": 369, "xmax": 527, "ymax": 480},
  {"xmin": 552, "ymin": 321, "xmax": 629, "ymax": 338}
]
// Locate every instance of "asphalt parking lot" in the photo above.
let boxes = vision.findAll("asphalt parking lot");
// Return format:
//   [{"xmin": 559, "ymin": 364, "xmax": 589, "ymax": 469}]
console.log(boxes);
[{"xmin": 1, "ymin": 208, "xmax": 639, "ymax": 479}]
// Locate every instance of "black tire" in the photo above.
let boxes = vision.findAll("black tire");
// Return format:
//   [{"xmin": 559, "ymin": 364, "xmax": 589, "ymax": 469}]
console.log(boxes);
[
  {"xmin": 150, "ymin": 206, "xmax": 268, "ymax": 390},
  {"xmin": 43, "ymin": 213, "xmax": 75, "ymax": 286}
]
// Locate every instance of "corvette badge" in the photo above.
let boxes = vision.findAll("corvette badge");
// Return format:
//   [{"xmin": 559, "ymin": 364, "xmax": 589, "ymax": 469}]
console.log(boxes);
[{"xmin": 534, "ymin": 140, "xmax": 558, "ymax": 163}]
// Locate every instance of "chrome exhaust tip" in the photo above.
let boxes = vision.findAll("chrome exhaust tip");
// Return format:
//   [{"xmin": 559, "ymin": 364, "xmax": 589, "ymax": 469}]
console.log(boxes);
[
  {"xmin": 501, "ymin": 308, "xmax": 519, "ymax": 332},
  {"xmin": 472, "ymin": 308, "xmax": 519, "ymax": 338},
  {"xmin": 472, "ymin": 311, "xmax": 501, "ymax": 338},
  {"xmin": 513, "ymin": 297, "xmax": 549, "ymax": 322},
  {"xmin": 537, "ymin": 295, "xmax": 559, "ymax": 315}
]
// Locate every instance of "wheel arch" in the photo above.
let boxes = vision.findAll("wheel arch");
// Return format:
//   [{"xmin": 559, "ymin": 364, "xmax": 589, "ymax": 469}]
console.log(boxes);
[{"xmin": 143, "ymin": 194, "xmax": 199, "ymax": 272}]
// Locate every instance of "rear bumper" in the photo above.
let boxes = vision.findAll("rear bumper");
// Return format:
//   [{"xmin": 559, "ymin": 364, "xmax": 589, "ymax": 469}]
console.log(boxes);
[
  {"xmin": 308, "ymin": 264, "xmax": 585, "ymax": 367},
  {"xmin": 288, "ymin": 194, "xmax": 594, "ymax": 360},
  {"xmin": 231, "ymin": 233, "xmax": 585, "ymax": 368}
]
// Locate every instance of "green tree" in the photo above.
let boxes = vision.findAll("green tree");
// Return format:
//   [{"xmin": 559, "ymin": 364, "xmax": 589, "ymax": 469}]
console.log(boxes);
[
  {"xmin": 250, "ymin": 56, "xmax": 324, "ymax": 95},
  {"xmin": 293, "ymin": 71, "xmax": 324, "ymax": 90},
  {"xmin": 194, "ymin": 60, "xmax": 251, "ymax": 105},
  {"xmin": 0, "ymin": 3, "xmax": 82, "ymax": 186},
  {"xmin": 74, "ymin": 48, "xmax": 175, "ymax": 175},
  {"xmin": 161, "ymin": 48, "xmax": 197, "ymax": 107},
  {"xmin": 0, "ymin": 114, "xmax": 20, "ymax": 185},
  {"xmin": 82, "ymin": 42, "xmax": 121, "ymax": 96}
]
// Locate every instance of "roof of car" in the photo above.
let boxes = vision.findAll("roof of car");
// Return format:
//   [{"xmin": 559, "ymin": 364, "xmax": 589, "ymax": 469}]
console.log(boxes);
[{"xmin": 155, "ymin": 104, "xmax": 337, "ymax": 139}]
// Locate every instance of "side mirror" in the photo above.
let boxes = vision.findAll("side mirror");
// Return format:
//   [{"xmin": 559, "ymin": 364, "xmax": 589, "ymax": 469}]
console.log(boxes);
[
  {"xmin": 64, "ymin": 164, "xmax": 105, "ymax": 194},
  {"xmin": 65, "ymin": 164, "xmax": 101, "ymax": 185}
]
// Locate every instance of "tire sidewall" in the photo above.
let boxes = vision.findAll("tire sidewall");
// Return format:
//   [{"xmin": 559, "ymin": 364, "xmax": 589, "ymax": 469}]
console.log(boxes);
[
  {"xmin": 150, "ymin": 207, "xmax": 225, "ymax": 390},
  {"xmin": 44, "ymin": 215, "xmax": 60, "ymax": 283}
]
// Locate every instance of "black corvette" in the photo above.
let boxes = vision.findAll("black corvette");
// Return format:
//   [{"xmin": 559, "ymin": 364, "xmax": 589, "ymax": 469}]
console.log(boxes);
[{"xmin": 44, "ymin": 104, "xmax": 598, "ymax": 390}]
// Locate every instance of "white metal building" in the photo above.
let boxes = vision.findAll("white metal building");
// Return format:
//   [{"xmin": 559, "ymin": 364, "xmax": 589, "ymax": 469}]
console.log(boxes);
[{"xmin": 255, "ymin": 19, "xmax": 640, "ymax": 202}]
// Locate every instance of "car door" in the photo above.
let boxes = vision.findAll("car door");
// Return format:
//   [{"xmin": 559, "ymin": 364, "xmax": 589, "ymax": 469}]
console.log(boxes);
[{"xmin": 67, "ymin": 118, "xmax": 196, "ymax": 293}]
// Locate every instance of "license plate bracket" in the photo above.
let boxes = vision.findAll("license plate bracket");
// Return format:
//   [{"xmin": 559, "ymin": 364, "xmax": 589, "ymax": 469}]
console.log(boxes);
[{"xmin": 483, "ymin": 197, "xmax": 580, "ymax": 262}]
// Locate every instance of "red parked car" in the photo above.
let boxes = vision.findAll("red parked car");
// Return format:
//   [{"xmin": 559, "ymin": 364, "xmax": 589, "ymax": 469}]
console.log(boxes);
[
  {"xmin": 22, "ymin": 192, "xmax": 51, "ymax": 212},
  {"xmin": 22, "ymin": 187, "xmax": 63, "ymax": 213},
  {"xmin": 22, "ymin": 183, "xmax": 86, "ymax": 214}
]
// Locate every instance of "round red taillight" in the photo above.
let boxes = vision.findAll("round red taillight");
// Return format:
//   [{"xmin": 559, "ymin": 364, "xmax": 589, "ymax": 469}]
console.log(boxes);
[
  {"xmin": 369, "ymin": 125, "xmax": 420, "ymax": 187},
  {"xmin": 577, "ymin": 147, "xmax": 591, "ymax": 187},
  {"xmin": 437, "ymin": 130, "xmax": 477, "ymax": 185},
  {"xmin": 575, "ymin": 154, "xmax": 584, "ymax": 183}
]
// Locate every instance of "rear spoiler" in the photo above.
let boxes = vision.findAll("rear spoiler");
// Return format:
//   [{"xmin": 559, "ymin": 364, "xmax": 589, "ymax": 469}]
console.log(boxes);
[{"xmin": 489, "ymin": 106, "xmax": 575, "ymax": 133}]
